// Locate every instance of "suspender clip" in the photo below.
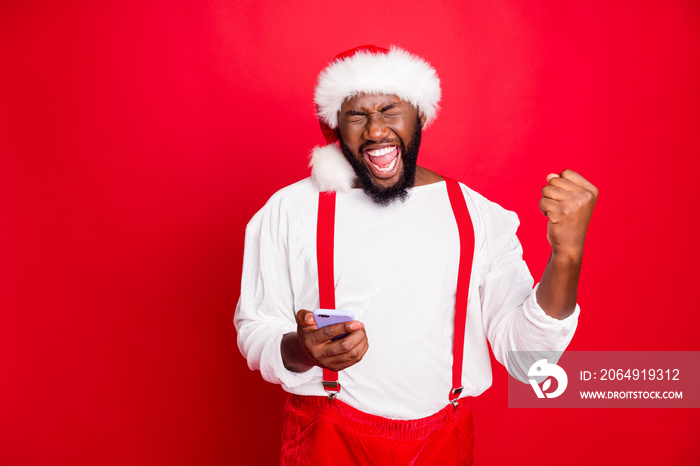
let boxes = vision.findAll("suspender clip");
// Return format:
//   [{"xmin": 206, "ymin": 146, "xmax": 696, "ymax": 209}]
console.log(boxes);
[
  {"xmin": 451, "ymin": 386, "xmax": 464, "ymax": 397},
  {"xmin": 450, "ymin": 386, "xmax": 464, "ymax": 408},
  {"xmin": 323, "ymin": 380, "xmax": 341, "ymax": 399}
]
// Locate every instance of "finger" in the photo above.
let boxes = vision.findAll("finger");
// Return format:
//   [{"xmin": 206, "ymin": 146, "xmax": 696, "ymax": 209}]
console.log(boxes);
[
  {"xmin": 547, "ymin": 175, "xmax": 599, "ymax": 208},
  {"xmin": 539, "ymin": 197, "xmax": 559, "ymax": 218},
  {"xmin": 542, "ymin": 184, "xmax": 569, "ymax": 201},
  {"xmin": 546, "ymin": 173, "xmax": 560, "ymax": 183},
  {"xmin": 337, "ymin": 340, "xmax": 370, "ymax": 370},
  {"xmin": 322, "ymin": 335, "xmax": 369, "ymax": 370},
  {"xmin": 547, "ymin": 175, "xmax": 581, "ymax": 192},
  {"xmin": 560, "ymin": 169, "xmax": 598, "ymax": 193},
  {"xmin": 345, "ymin": 321, "xmax": 363, "ymax": 332},
  {"xmin": 296, "ymin": 309, "xmax": 316, "ymax": 327},
  {"xmin": 314, "ymin": 321, "xmax": 363, "ymax": 343},
  {"xmin": 330, "ymin": 333, "xmax": 363, "ymax": 356},
  {"xmin": 320, "ymin": 326, "xmax": 367, "ymax": 356}
]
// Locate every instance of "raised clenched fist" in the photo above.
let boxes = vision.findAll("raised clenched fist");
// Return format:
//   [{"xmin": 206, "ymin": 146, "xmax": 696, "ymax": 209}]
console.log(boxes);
[{"xmin": 540, "ymin": 169, "xmax": 599, "ymax": 259}]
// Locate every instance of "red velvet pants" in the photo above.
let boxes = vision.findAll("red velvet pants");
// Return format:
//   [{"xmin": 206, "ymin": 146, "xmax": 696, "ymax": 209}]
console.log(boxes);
[{"xmin": 280, "ymin": 395, "xmax": 474, "ymax": 465}]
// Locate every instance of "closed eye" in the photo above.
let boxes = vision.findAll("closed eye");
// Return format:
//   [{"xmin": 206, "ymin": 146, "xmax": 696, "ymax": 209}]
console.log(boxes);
[
  {"xmin": 380, "ymin": 102, "xmax": 401, "ymax": 112},
  {"xmin": 344, "ymin": 110, "xmax": 367, "ymax": 123}
]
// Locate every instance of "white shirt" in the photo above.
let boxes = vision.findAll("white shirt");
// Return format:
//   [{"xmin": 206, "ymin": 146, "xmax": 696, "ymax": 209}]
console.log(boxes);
[{"xmin": 234, "ymin": 178, "xmax": 579, "ymax": 419}]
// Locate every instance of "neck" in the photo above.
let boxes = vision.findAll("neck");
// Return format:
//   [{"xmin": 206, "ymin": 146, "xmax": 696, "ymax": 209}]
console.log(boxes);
[{"xmin": 414, "ymin": 166, "xmax": 445, "ymax": 187}]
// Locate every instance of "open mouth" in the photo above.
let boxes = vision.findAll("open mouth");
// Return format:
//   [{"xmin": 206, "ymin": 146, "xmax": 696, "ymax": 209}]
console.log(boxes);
[{"xmin": 364, "ymin": 145, "xmax": 400, "ymax": 178}]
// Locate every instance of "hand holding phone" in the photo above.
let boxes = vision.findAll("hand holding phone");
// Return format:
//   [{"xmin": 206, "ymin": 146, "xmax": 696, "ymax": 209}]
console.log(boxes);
[
  {"xmin": 313, "ymin": 309, "xmax": 355, "ymax": 328},
  {"xmin": 313, "ymin": 309, "xmax": 355, "ymax": 340},
  {"xmin": 286, "ymin": 308, "xmax": 368, "ymax": 372}
]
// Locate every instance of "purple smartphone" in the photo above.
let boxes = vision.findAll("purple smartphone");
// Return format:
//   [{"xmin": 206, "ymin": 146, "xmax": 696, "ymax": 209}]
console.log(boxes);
[{"xmin": 313, "ymin": 309, "xmax": 355, "ymax": 340}]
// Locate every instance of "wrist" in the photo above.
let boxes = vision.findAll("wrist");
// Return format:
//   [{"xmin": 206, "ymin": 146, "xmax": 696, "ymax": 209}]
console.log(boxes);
[
  {"xmin": 281, "ymin": 332, "xmax": 316, "ymax": 373},
  {"xmin": 550, "ymin": 247, "xmax": 584, "ymax": 267}
]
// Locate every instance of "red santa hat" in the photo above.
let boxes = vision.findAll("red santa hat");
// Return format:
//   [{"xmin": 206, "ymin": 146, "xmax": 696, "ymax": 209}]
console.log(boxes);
[{"xmin": 309, "ymin": 45, "xmax": 441, "ymax": 192}]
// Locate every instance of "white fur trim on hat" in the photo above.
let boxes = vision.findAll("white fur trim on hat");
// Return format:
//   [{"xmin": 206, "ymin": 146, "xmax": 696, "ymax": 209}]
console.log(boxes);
[
  {"xmin": 309, "ymin": 144, "xmax": 356, "ymax": 192},
  {"xmin": 314, "ymin": 46, "xmax": 441, "ymax": 130}
]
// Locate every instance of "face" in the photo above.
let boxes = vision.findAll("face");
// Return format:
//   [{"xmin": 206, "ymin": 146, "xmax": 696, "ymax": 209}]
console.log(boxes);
[{"xmin": 338, "ymin": 94, "xmax": 425, "ymax": 206}]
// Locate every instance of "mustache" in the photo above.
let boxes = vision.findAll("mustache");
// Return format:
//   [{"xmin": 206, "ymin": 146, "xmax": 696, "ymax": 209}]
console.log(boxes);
[{"xmin": 359, "ymin": 138, "xmax": 401, "ymax": 152}]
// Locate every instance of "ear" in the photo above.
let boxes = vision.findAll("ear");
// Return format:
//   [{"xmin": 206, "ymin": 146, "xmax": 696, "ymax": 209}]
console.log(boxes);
[{"xmin": 418, "ymin": 110, "xmax": 427, "ymax": 128}]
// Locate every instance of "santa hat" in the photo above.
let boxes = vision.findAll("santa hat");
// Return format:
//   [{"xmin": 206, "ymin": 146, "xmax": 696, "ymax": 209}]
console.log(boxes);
[{"xmin": 309, "ymin": 45, "xmax": 441, "ymax": 192}]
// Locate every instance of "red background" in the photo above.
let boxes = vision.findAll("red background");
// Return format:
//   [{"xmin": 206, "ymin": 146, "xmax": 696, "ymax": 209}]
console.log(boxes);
[{"xmin": 1, "ymin": 1, "xmax": 699, "ymax": 464}]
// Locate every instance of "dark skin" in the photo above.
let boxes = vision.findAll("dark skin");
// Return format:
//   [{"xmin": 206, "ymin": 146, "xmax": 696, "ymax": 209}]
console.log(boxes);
[
  {"xmin": 537, "ymin": 169, "xmax": 598, "ymax": 318},
  {"xmin": 281, "ymin": 94, "xmax": 598, "ymax": 373}
]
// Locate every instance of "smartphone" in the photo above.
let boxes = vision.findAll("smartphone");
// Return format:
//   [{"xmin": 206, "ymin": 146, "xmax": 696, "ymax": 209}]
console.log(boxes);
[{"xmin": 313, "ymin": 309, "xmax": 356, "ymax": 340}]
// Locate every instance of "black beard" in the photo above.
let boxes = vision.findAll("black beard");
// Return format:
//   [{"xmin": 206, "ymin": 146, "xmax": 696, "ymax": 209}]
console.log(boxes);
[{"xmin": 339, "ymin": 121, "xmax": 422, "ymax": 207}]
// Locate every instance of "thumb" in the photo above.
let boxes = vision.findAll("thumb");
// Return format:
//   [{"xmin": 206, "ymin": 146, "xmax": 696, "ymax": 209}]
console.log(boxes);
[
  {"xmin": 296, "ymin": 309, "xmax": 316, "ymax": 328},
  {"xmin": 546, "ymin": 173, "xmax": 560, "ymax": 183}
]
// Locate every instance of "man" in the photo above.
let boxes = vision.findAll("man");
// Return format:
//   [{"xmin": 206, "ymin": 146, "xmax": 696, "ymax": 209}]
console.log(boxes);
[{"xmin": 234, "ymin": 45, "xmax": 598, "ymax": 465}]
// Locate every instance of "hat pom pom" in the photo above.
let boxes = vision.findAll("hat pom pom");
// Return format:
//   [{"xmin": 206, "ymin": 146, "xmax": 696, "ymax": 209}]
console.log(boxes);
[{"xmin": 309, "ymin": 145, "xmax": 356, "ymax": 192}]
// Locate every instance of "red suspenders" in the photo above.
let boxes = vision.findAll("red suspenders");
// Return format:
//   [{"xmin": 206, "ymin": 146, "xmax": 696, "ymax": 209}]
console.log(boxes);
[
  {"xmin": 443, "ymin": 177, "xmax": 475, "ymax": 402},
  {"xmin": 316, "ymin": 192, "xmax": 340, "ymax": 397},
  {"xmin": 316, "ymin": 177, "xmax": 475, "ymax": 404}
]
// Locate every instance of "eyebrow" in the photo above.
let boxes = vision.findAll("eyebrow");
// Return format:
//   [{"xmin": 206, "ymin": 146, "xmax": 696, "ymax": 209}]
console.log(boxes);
[
  {"xmin": 344, "ymin": 102, "xmax": 402, "ymax": 116},
  {"xmin": 380, "ymin": 102, "xmax": 400, "ymax": 112}
]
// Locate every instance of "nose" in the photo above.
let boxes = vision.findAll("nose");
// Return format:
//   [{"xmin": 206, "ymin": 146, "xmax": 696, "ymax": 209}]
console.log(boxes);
[{"xmin": 364, "ymin": 114, "xmax": 390, "ymax": 141}]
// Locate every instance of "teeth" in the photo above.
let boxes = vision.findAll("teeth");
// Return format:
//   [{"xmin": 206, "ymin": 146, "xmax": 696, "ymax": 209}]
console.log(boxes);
[
  {"xmin": 370, "ymin": 156, "xmax": 398, "ymax": 172},
  {"xmin": 366, "ymin": 146, "xmax": 395, "ymax": 157}
]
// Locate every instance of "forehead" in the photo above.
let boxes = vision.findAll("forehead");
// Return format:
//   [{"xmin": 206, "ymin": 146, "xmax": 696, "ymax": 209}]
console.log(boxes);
[{"xmin": 341, "ymin": 93, "xmax": 409, "ymax": 110}]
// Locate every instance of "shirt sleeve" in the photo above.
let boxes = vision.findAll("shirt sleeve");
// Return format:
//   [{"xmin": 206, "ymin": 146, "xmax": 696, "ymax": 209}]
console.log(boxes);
[
  {"xmin": 233, "ymin": 197, "xmax": 319, "ymax": 389},
  {"xmin": 476, "ymin": 195, "xmax": 580, "ymax": 383}
]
